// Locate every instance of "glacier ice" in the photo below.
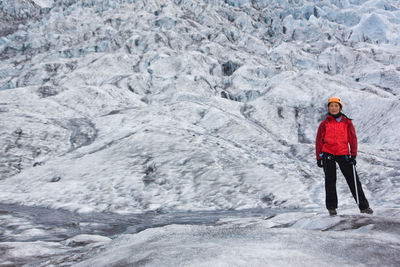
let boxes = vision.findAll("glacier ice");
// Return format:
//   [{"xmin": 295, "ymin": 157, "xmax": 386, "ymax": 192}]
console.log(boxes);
[{"xmin": 0, "ymin": 3, "xmax": 399, "ymax": 257}]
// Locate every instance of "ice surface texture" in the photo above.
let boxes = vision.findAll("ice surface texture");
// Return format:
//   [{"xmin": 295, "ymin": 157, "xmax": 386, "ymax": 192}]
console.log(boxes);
[{"xmin": 0, "ymin": 0, "xmax": 399, "ymax": 214}]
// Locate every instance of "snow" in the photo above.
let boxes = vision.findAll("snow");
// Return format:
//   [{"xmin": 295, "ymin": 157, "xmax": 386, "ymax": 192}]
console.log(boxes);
[{"xmin": 0, "ymin": 0, "xmax": 400, "ymax": 265}]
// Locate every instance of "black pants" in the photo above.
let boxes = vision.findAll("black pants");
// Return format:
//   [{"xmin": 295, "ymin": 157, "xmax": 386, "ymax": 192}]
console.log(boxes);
[{"xmin": 323, "ymin": 153, "xmax": 370, "ymax": 210}]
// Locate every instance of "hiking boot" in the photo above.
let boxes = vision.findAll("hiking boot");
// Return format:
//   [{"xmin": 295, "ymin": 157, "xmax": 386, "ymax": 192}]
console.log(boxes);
[
  {"xmin": 360, "ymin": 207, "xmax": 373, "ymax": 214},
  {"xmin": 328, "ymin": 209, "xmax": 337, "ymax": 216}
]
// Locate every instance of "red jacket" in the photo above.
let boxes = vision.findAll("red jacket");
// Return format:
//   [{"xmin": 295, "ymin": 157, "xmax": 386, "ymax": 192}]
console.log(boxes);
[{"xmin": 315, "ymin": 115, "xmax": 357, "ymax": 160}]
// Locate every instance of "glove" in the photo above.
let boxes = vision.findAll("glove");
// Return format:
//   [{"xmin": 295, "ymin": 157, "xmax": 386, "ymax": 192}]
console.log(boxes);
[
  {"xmin": 317, "ymin": 159, "xmax": 323, "ymax": 168},
  {"xmin": 348, "ymin": 156, "xmax": 357, "ymax": 166}
]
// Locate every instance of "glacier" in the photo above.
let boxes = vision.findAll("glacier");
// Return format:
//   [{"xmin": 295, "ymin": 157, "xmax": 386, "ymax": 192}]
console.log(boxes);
[{"xmin": 0, "ymin": 0, "xmax": 399, "ymax": 266}]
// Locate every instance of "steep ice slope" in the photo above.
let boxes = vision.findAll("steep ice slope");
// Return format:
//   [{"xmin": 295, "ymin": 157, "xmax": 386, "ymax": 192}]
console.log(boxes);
[{"xmin": 0, "ymin": 0, "xmax": 399, "ymax": 213}]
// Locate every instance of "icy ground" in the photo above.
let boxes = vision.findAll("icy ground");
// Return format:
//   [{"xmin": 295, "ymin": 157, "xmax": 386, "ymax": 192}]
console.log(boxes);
[
  {"xmin": 1, "ymin": 204, "xmax": 399, "ymax": 266},
  {"xmin": 74, "ymin": 209, "xmax": 400, "ymax": 267},
  {"xmin": 0, "ymin": 0, "xmax": 400, "ymax": 265}
]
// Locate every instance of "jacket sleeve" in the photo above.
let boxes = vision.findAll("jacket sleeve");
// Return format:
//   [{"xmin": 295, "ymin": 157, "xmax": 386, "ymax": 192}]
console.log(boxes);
[
  {"xmin": 347, "ymin": 120, "xmax": 357, "ymax": 157},
  {"xmin": 315, "ymin": 121, "xmax": 325, "ymax": 160}
]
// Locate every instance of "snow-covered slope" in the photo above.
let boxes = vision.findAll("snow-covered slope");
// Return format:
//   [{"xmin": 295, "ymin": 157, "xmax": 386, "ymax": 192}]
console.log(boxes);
[{"xmin": 0, "ymin": 0, "xmax": 399, "ymax": 214}]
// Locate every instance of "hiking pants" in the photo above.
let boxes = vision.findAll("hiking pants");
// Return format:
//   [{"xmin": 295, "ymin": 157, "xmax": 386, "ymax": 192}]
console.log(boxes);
[{"xmin": 323, "ymin": 153, "xmax": 370, "ymax": 210}]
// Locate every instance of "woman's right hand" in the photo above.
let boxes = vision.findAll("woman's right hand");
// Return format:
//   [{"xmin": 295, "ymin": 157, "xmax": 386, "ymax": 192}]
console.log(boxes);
[{"xmin": 317, "ymin": 159, "xmax": 323, "ymax": 168}]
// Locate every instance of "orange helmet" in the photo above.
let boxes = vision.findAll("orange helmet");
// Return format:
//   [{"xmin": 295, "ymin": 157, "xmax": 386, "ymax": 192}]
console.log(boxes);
[{"xmin": 328, "ymin": 96, "xmax": 343, "ymax": 109}]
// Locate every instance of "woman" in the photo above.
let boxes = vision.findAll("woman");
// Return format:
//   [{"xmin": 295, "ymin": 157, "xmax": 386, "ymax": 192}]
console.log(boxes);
[{"xmin": 315, "ymin": 97, "xmax": 373, "ymax": 215}]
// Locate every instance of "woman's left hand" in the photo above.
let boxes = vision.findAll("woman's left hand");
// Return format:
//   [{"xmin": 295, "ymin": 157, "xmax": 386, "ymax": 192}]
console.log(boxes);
[{"xmin": 349, "ymin": 156, "xmax": 357, "ymax": 165}]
